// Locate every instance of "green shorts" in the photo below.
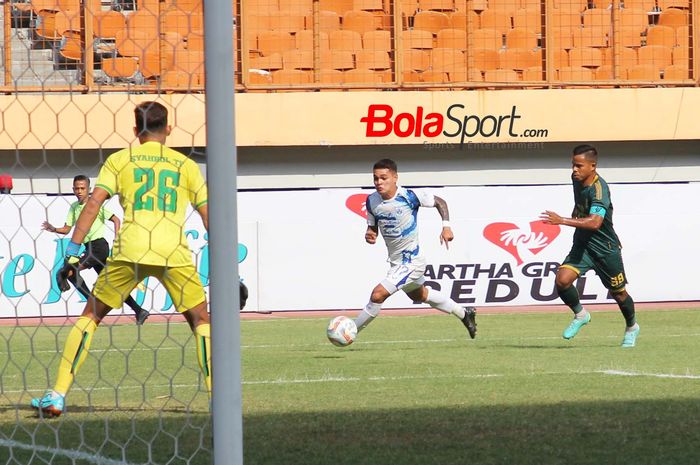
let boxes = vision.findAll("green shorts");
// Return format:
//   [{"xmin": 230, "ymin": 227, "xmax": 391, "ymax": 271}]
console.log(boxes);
[{"xmin": 561, "ymin": 246, "xmax": 628, "ymax": 292}]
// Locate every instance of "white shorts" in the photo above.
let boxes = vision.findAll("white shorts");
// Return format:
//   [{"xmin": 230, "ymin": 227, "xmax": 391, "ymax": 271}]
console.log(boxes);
[{"xmin": 380, "ymin": 256, "xmax": 427, "ymax": 295}]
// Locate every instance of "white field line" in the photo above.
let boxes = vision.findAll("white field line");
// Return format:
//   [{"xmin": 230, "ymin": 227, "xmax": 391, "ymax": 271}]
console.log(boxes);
[
  {"xmin": 0, "ymin": 438, "xmax": 144, "ymax": 465},
  {"xmin": 7, "ymin": 330, "xmax": 700, "ymax": 356},
  {"xmin": 600, "ymin": 369, "xmax": 700, "ymax": 380}
]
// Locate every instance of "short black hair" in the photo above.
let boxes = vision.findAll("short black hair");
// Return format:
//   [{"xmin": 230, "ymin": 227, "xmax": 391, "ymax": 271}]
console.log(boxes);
[
  {"xmin": 572, "ymin": 144, "xmax": 598, "ymax": 161},
  {"xmin": 73, "ymin": 175, "xmax": 90, "ymax": 186},
  {"xmin": 135, "ymin": 101, "xmax": 168, "ymax": 137},
  {"xmin": 373, "ymin": 158, "xmax": 397, "ymax": 173}
]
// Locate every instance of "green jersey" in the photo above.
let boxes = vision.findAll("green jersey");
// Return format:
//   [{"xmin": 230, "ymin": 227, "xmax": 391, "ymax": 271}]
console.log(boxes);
[
  {"xmin": 66, "ymin": 201, "xmax": 114, "ymax": 243},
  {"xmin": 571, "ymin": 174, "xmax": 621, "ymax": 257}
]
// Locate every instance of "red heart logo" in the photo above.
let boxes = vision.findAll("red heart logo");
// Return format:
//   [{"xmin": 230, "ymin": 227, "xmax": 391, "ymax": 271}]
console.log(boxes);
[
  {"xmin": 483, "ymin": 221, "xmax": 560, "ymax": 265},
  {"xmin": 346, "ymin": 194, "xmax": 369, "ymax": 219}
]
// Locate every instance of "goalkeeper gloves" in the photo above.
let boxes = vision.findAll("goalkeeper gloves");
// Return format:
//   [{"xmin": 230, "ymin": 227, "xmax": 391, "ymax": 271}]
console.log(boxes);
[{"xmin": 56, "ymin": 242, "xmax": 81, "ymax": 292}]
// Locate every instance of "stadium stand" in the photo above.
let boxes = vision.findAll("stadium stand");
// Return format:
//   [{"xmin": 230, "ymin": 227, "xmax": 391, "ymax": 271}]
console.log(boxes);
[{"xmin": 0, "ymin": 0, "xmax": 696, "ymax": 89}]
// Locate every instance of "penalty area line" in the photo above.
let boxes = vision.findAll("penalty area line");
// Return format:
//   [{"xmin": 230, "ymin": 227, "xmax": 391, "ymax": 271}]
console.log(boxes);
[{"xmin": 0, "ymin": 438, "xmax": 145, "ymax": 465}]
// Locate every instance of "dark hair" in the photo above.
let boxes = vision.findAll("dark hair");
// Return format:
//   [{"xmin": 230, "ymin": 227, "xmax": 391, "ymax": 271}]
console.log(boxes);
[
  {"xmin": 373, "ymin": 158, "xmax": 398, "ymax": 173},
  {"xmin": 73, "ymin": 175, "xmax": 90, "ymax": 186},
  {"xmin": 572, "ymin": 144, "xmax": 598, "ymax": 161},
  {"xmin": 135, "ymin": 101, "xmax": 168, "ymax": 137}
]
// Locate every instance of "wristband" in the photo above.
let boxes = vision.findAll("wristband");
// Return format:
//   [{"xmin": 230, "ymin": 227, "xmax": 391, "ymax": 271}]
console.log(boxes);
[
  {"xmin": 65, "ymin": 241, "xmax": 81, "ymax": 257},
  {"xmin": 442, "ymin": 220, "xmax": 451, "ymax": 228}
]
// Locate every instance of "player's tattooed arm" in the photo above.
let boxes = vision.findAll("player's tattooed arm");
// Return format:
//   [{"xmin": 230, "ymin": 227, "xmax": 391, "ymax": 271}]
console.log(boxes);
[
  {"xmin": 365, "ymin": 226, "xmax": 378, "ymax": 244},
  {"xmin": 434, "ymin": 196, "xmax": 454, "ymax": 249},
  {"xmin": 540, "ymin": 210, "xmax": 603, "ymax": 230}
]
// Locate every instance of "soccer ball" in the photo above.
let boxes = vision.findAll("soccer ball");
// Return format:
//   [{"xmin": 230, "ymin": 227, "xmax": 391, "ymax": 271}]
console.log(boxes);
[{"xmin": 326, "ymin": 316, "xmax": 357, "ymax": 347}]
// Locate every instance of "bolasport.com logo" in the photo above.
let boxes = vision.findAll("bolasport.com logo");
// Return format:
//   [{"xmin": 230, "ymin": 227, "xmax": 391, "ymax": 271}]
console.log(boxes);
[{"xmin": 360, "ymin": 103, "xmax": 549, "ymax": 148}]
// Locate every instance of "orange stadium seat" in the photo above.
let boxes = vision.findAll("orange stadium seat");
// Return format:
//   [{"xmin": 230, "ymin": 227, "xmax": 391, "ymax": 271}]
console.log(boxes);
[
  {"xmin": 185, "ymin": 32, "xmax": 204, "ymax": 51},
  {"xmin": 320, "ymin": 49, "xmax": 356, "ymax": 68},
  {"xmin": 398, "ymin": 0, "xmax": 420, "ymax": 17},
  {"xmin": 550, "ymin": 48, "xmax": 569, "ymax": 68},
  {"xmin": 657, "ymin": 0, "xmax": 689, "ymax": 9},
  {"xmin": 487, "ymin": 0, "xmax": 520, "ymax": 16},
  {"xmin": 126, "ymin": 9, "xmax": 159, "ymax": 35},
  {"xmin": 557, "ymin": 65, "xmax": 593, "ymax": 80},
  {"xmin": 272, "ymin": 68, "xmax": 313, "ymax": 83},
  {"xmin": 619, "ymin": 8, "xmax": 648, "ymax": 32},
  {"xmin": 102, "ymin": 56, "xmax": 139, "ymax": 79},
  {"xmin": 306, "ymin": 10, "xmax": 342, "ymax": 31},
  {"xmin": 620, "ymin": 0, "xmax": 655, "ymax": 10},
  {"xmin": 617, "ymin": 26, "xmax": 644, "ymax": 47},
  {"xmin": 402, "ymin": 70, "xmax": 423, "ymax": 82},
  {"xmin": 420, "ymin": 70, "xmax": 450, "ymax": 83},
  {"xmin": 403, "ymin": 49, "xmax": 431, "ymax": 70},
  {"xmin": 657, "ymin": 8, "xmax": 688, "ymax": 29},
  {"xmin": 296, "ymin": 30, "xmax": 330, "ymax": 49},
  {"xmin": 318, "ymin": 68, "xmax": 345, "ymax": 84},
  {"xmin": 550, "ymin": 27, "xmax": 575, "ymax": 50},
  {"xmin": 279, "ymin": 0, "xmax": 314, "ymax": 13},
  {"xmin": 499, "ymin": 47, "xmax": 540, "ymax": 69},
  {"xmin": 343, "ymin": 10, "xmax": 381, "ymax": 34},
  {"xmin": 162, "ymin": 9, "xmax": 205, "ymax": 35},
  {"xmin": 464, "ymin": 0, "xmax": 488, "ymax": 11},
  {"xmin": 675, "ymin": 25, "xmax": 690, "ymax": 47},
  {"xmin": 448, "ymin": 10, "xmax": 479, "ymax": 30},
  {"xmin": 267, "ymin": 12, "xmax": 306, "ymax": 33},
  {"xmin": 414, "ymin": 10, "xmax": 451, "ymax": 34},
  {"xmin": 430, "ymin": 47, "xmax": 466, "ymax": 71},
  {"xmin": 250, "ymin": 52, "xmax": 285, "ymax": 70},
  {"xmin": 520, "ymin": 0, "xmax": 542, "ymax": 11},
  {"xmin": 355, "ymin": 49, "xmax": 392, "ymax": 69},
  {"xmin": 626, "ymin": 63, "xmax": 660, "ymax": 79},
  {"xmin": 161, "ymin": 70, "xmax": 200, "ymax": 87},
  {"xmin": 421, "ymin": 0, "xmax": 457, "ymax": 11},
  {"xmin": 343, "ymin": 68, "xmax": 388, "ymax": 83},
  {"xmin": 646, "ymin": 25, "xmax": 677, "ymax": 47},
  {"xmin": 663, "ymin": 64, "xmax": 690, "ymax": 79},
  {"xmin": 594, "ymin": 64, "xmax": 613, "ymax": 79},
  {"xmin": 484, "ymin": 68, "xmax": 520, "ymax": 81},
  {"xmin": 329, "ymin": 29, "xmax": 363, "ymax": 52},
  {"xmin": 281, "ymin": 49, "xmax": 314, "ymax": 69},
  {"xmin": 522, "ymin": 66, "xmax": 544, "ymax": 80},
  {"xmin": 94, "ymin": 10, "xmax": 127, "ymax": 41},
  {"xmin": 553, "ymin": 0, "xmax": 587, "ymax": 12},
  {"xmin": 582, "ymin": 8, "xmax": 611, "ymax": 28},
  {"xmin": 363, "ymin": 30, "xmax": 391, "ymax": 50},
  {"xmin": 637, "ymin": 44, "xmax": 673, "ymax": 71},
  {"xmin": 353, "ymin": 0, "xmax": 385, "ymax": 11},
  {"xmin": 479, "ymin": 9, "xmax": 512, "ymax": 34},
  {"xmin": 505, "ymin": 27, "xmax": 537, "ymax": 48},
  {"xmin": 468, "ymin": 47, "xmax": 500, "ymax": 70},
  {"xmin": 568, "ymin": 46, "xmax": 603, "ymax": 67},
  {"xmin": 257, "ymin": 30, "xmax": 297, "ymax": 56},
  {"xmin": 470, "ymin": 27, "xmax": 503, "ymax": 48},
  {"xmin": 401, "ymin": 29, "xmax": 435, "ymax": 49},
  {"xmin": 447, "ymin": 66, "xmax": 483, "ymax": 81},
  {"xmin": 616, "ymin": 45, "xmax": 638, "ymax": 68},
  {"xmin": 58, "ymin": 30, "xmax": 82, "ymax": 62},
  {"xmin": 319, "ymin": 0, "xmax": 354, "ymax": 15},
  {"xmin": 672, "ymin": 44, "xmax": 688, "ymax": 66},
  {"xmin": 572, "ymin": 26, "xmax": 608, "ymax": 47},
  {"xmin": 550, "ymin": 10, "xmax": 582, "ymax": 29},
  {"xmin": 437, "ymin": 28, "xmax": 468, "ymax": 50},
  {"xmin": 512, "ymin": 8, "xmax": 542, "ymax": 33}
]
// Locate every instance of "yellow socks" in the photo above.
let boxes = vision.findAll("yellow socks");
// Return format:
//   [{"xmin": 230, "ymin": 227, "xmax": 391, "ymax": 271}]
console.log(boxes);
[
  {"xmin": 195, "ymin": 323, "xmax": 212, "ymax": 394},
  {"xmin": 54, "ymin": 316, "xmax": 97, "ymax": 395}
]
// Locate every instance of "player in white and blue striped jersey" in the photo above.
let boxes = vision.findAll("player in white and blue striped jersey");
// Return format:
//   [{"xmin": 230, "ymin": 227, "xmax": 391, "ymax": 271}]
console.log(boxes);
[{"xmin": 353, "ymin": 158, "xmax": 477, "ymax": 339}]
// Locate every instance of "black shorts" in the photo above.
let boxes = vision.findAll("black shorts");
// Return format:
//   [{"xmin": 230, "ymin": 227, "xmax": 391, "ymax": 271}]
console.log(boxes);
[{"xmin": 79, "ymin": 238, "xmax": 109, "ymax": 270}]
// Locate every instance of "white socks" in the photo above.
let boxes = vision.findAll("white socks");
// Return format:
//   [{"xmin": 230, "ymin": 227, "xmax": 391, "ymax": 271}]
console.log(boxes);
[
  {"xmin": 354, "ymin": 302, "xmax": 382, "ymax": 331},
  {"xmin": 426, "ymin": 288, "xmax": 465, "ymax": 319},
  {"xmin": 575, "ymin": 309, "xmax": 589, "ymax": 320}
]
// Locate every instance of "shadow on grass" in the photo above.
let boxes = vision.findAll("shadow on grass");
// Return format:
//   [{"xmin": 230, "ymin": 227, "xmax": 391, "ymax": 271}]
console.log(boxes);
[
  {"xmin": 2, "ymin": 398, "xmax": 699, "ymax": 465},
  {"xmin": 246, "ymin": 398, "xmax": 700, "ymax": 465}
]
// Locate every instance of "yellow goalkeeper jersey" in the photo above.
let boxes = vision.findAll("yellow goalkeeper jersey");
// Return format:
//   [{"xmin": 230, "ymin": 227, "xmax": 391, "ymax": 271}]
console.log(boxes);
[{"xmin": 95, "ymin": 141, "xmax": 208, "ymax": 267}]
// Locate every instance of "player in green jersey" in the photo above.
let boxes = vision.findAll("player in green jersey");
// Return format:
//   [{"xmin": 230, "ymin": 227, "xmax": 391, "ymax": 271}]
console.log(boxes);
[
  {"xmin": 540, "ymin": 144, "xmax": 639, "ymax": 348},
  {"xmin": 31, "ymin": 101, "xmax": 213, "ymax": 416},
  {"xmin": 42, "ymin": 175, "xmax": 149, "ymax": 325}
]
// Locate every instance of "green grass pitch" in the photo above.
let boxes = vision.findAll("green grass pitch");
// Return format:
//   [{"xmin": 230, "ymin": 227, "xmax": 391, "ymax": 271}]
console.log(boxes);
[{"xmin": 1, "ymin": 308, "xmax": 700, "ymax": 464}]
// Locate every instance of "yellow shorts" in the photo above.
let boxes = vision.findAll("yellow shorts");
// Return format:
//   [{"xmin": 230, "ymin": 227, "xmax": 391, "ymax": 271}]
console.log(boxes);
[{"xmin": 93, "ymin": 260, "xmax": 206, "ymax": 313}]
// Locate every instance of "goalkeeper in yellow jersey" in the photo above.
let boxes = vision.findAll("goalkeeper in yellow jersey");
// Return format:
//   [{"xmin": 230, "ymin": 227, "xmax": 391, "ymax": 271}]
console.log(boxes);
[{"xmin": 32, "ymin": 101, "xmax": 212, "ymax": 417}]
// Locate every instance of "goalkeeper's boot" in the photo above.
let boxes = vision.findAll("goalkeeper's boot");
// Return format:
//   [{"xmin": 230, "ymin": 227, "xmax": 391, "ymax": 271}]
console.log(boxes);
[
  {"xmin": 31, "ymin": 391, "xmax": 64, "ymax": 417},
  {"xmin": 135, "ymin": 308, "xmax": 150, "ymax": 326},
  {"xmin": 562, "ymin": 311, "xmax": 591, "ymax": 340},
  {"xmin": 621, "ymin": 324, "xmax": 640, "ymax": 348},
  {"xmin": 55, "ymin": 267, "xmax": 71, "ymax": 292},
  {"xmin": 461, "ymin": 307, "xmax": 477, "ymax": 339}
]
